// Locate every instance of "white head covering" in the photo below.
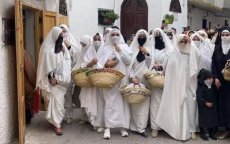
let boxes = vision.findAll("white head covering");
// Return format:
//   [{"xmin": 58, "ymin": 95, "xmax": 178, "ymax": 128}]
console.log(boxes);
[
  {"xmin": 73, "ymin": 35, "xmax": 92, "ymax": 69},
  {"xmin": 82, "ymin": 33, "xmax": 104, "ymax": 68},
  {"xmin": 97, "ymin": 29, "xmax": 129, "ymax": 68},
  {"xmin": 36, "ymin": 27, "xmax": 64, "ymax": 88},
  {"xmin": 198, "ymin": 30, "xmax": 215, "ymax": 52},
  {"xmin": 150, "ymin": 28, "xmax": 174, "ymax": 69},
  {"xmin": 59, "ymin": 24, "xmax": 79, "ymax": 49},
  {"xmin": 221, "ymin": 30, "xmax": 230, "ymax": 55},
  {"xmin": 104, "ymin": 27, "xmax": 113, "ymax": 43},
  {"xmin": 191, "ymin": 33, "xmax": 212, "ymax": 70},
  {"xmin": 128, "ymin": 29, "xmax": 150, "ymax": 71}
]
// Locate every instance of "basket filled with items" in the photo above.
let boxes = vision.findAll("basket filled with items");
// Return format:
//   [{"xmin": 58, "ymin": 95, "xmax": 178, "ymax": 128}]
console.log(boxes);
[
  {"xmin": 120, "ymin": 83, "xmax": 151, "ymax": 104},
  {"xmin": 87, "ymin": 68, "xmax": 125, "ymax": 88},
  {"xmin": 223, "ymin": 61, "xmax": 230, "ymax": 81},
  {"xmin": 144, "ymin": 69, "xmax": 165, "ymax": 89},
  {"xmin": 72, "ymin": 68, "xmax": 92, "ymax": 87}
]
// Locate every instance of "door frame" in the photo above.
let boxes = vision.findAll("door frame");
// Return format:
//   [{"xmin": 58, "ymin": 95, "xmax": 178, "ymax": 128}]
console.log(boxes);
[{"xmin": 16, "ymin": 1, "xmax": 41, "ymax": 143}]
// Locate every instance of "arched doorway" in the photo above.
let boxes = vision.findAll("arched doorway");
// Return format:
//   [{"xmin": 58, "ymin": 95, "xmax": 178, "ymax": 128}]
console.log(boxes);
[{"xmin": 121, "ymin": 0, "xmax": 148, "ymax": 40}]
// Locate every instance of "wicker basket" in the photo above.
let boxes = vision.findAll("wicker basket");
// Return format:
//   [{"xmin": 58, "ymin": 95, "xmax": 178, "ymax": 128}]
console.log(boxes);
[
  {"xmin": 72, "ymin": 68, "xmax": 92, "ymax": 87},
  {"xmin": 144, "ymin": 71, "xmax": 164, "ymax": 89},
  {"xmin": 88, "ymin": 68, "xmax": 125, "ymax": 88},
  {"xmin": 223, "ymin": 61, "xmax": 230, "ymax": 81},
  {"xmin": 120, "ymin": 85, "xmax": 151, "ymax": 104}
]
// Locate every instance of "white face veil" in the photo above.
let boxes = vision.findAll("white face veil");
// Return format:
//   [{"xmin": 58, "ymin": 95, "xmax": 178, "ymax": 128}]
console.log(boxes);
[
  {"xmin": 82, "ymin": 33, "xmax": 105, "ymax": 68},
  {"xmin": 221, "ymin": 30, "xmax": 230, "ymax": 55},
  {"xmin": 36, "ymin": 27, "xmax": 64, "ymax": 88},
  {"xmin": 96, "ymin": 28, "xmax": 132, "ymax": 69},
  {"xmin": 73, "ymin": 35, "xmax": 92, "ymax": 69}
]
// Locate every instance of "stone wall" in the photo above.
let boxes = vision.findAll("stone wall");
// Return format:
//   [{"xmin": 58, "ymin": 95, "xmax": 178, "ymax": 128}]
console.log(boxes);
[{"xmin": 0, "ymin": 1, "xmax": 17, "ymax": 144}]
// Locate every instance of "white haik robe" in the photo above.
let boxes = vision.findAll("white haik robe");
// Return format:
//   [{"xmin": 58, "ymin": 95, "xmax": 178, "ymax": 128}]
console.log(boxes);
[
  {"xmin": 80, "ymin": 34, "xmax": 105, "ymax": 126},
  {"xmin": 60, "ymin": 24, "xmax": 81, "ymax": 119},
  {"xmin": 156, "ymin": 35, "xmax": 200, "ymax": 140},
  {"xmin": 150, "ymin": 28, "xmax": 174, "ymax": 130},
  {"xmin": 36, "ymin": 27, "xmax": 71, "ymax": 128},
  {"xmin": 96, "ymin": 29, "xmax": 133, "ymax": 129},
  {"xmin": 73, "ymin": 35, "xmax": 93, "ymax": 121},
  {"xmin": 128, "ymin": 29, "xmax": 152, "ymax": 133}
]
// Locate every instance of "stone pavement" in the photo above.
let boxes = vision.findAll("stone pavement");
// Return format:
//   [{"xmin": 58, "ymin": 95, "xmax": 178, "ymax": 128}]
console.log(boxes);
[{"xmin": 25, "ymin": 111, "xmax": 230, "ymax": 144}]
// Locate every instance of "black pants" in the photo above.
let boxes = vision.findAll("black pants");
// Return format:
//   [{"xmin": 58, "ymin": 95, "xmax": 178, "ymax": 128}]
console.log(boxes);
[{"xmin": 200, "ymin": 127, "xmax": 216, "ymax": 135}]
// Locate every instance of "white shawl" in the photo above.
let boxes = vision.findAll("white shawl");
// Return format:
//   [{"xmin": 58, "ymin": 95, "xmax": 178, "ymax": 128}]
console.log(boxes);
[{"xmin": 36, "ymin": 27, "xmax": 64, "ymax": 89}]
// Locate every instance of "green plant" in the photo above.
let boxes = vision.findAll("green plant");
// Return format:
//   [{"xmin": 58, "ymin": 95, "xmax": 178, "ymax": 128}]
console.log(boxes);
[
  {"xmin": 164, "ymin": 14, "xmax": 174, "ymax": 24},
  {"xmin": 102, "ymin": 10, "xmax": 119, "ymax": 20}
]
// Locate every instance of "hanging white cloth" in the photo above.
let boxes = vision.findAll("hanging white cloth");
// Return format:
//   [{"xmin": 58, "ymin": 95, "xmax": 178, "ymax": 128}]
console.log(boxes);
[
  {"xmin": 95, "ymin": 29, "xmax": 133, "ymax": 129},
  {"xmin": 156, "ymin": 34, "xmax": 200, "ymax": 140},
  {"xmin": 128, "ymin": 29, "xmax": 151, "ymax": 133},
  {"xmin": 149, "ymin": 28, "xmax": 174, "ymax": 130},
  {"xmin": 36, "ymin": 27, "xmax": 71, "ymax": 128}
]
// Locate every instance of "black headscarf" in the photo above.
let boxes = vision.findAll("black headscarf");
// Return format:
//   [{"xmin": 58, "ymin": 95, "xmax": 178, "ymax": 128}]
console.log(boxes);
[
  {"xmin": 215, "ymin": 26, "xmax": 230, "ymax": 45},
  {"xmin": 197, "ymin": 69, "xmax": 213, "ymax": 85}
]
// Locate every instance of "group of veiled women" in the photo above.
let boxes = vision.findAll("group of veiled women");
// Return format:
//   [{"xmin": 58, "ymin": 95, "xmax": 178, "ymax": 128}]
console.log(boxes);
[{"xmin": 36, "ymin": 24, "xmax": 230, "ymax": 141}]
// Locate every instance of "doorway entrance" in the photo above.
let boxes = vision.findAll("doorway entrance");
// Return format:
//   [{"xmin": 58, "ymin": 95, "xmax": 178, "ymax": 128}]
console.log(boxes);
[
  {"xmin": 121, "ymin": 0, "xmax": 148, "ymax": 40},
  {"xmin": 15, "ymin": 0, "xmax": 69, "ymax": 143}
]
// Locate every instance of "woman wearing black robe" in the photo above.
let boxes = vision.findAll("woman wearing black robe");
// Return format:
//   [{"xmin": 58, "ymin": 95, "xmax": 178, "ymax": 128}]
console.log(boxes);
[{"xmin": 212, "ymin": 26, "xmax": 230, "ymax": 139}]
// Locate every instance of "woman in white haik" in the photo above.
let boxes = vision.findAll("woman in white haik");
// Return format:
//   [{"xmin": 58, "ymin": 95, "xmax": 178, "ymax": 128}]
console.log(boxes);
[
  {"xmin": 59, "ymin": 24, "xmax": 81, "ymax": 124},
  {"xmin": 80, "ymin": 33, "xmax": 105, "ymax": 132},
  {"xmin": 197, "ymin": 30, "xmax": 215, "ymax": 54},
  {"xmin": 72, "ymin": 35, "xmax": 93, "ymax": 124},
  {"xmin": 95, "ymin": 28, "xmax": 133, "ymax": 139},
  {"xmin": 190, "ymin": 33, "xmax": 212, "ymax": 71},
  {"xmin": 156, "ymin": 34, "xmax": 200, "ymax": 141},
  {"xmin": 149, "ymin": 28, "xmax": 174, "ymax": 138},
  {"xmin": 128, "ymin": 29, "xmax": 152, "ymax": 138},
  {"xmin": 36, "ymin": 27, "xmax": 71, "ymax": 135}
]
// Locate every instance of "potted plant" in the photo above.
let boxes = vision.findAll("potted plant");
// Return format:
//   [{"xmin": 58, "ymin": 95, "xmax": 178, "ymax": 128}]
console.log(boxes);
[
  {"xmin": 164, "ymin": 14, "xmax": 174, "ymax": 24},
  {"xmin": 102, "ymin": 10, "xmax": 119, "ymax": 25}
]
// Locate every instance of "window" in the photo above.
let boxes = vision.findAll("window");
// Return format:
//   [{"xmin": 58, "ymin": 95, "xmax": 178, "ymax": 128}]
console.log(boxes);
[{"xmin": 59, "ymin": 0, "xmax": 68, "ymax": 16}]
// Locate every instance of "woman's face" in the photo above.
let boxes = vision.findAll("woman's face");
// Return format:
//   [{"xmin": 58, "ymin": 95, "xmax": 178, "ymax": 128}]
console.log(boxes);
[
  {"xmin": 110, "ymin": 32, "xmax": 120, "ymax": 45},
  {"xmin": 192, "ymin": 36, "xmax": 201, "ymax": 42},
  {"xmin": 80, "ymin": 42, "xmax": 87, "ymax": 47},
  {"xmin": 93, "ymin": 35, "xmax": 101, "ymax": 42},
  {"xmin": 138, "ymin": 33, "xmax": 146, "ymax": 39},
  {"xmin": 178, "ymin": 36, "xmax": 191, "ymax": 49}
]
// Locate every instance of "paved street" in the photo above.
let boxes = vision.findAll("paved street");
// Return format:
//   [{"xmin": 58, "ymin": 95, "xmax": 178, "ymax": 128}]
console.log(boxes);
[{"xmin": 25, "ymin": 110, "xmax": 230, "ymax": 144}]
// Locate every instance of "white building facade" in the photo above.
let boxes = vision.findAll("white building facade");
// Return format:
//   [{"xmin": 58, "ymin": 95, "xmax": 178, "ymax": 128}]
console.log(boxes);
[
  {"xmin": 69, "ymin": 0, "xmax": 188, "ymax": 41},
  {"xmin": 188, "ymin": 0, "xmax": 230, "ymax": 30}
]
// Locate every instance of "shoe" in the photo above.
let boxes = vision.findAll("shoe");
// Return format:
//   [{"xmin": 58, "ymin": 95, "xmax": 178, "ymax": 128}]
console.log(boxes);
[
  {"xmin": 200, "ymin": 134, "xmax": 208, "ymax": 141},
  {"xmin": 140, "ymin": 131, "xmax": 148, "ymax": 138},
  {"xmin": 209, "ymin": 134, "xmax": 217, "ymax": 140},
  {"xmin": 120, "ymin": 129, "xmax": 128, "ymax": 137},
  {"xmin": 151, "ymin": 129, "xmax": 158, "ymax": 138},
  {"xmin": 191, "ymin": 132, "xmax": 197, "ymax": 140},
  {"xmin": 78, "ymin": 120, "xmax": 87, "ymax": 125},
  {"xmin": 103, "ymin": 128, "xmax": 110, "ymax": 139},
  {"xmin": 54, "ymin": 127, "xmax": 63, "ymax": 136},
  {"xmin": 66, "ymin": 118, "xmax": 72, "ymax": 124},
  {"xmin": 218, "ymin": 131, "xmax": 230, "ymax": 140},
  {"xmin": 97, "ymin": 127, "xmax": 104, "ymax": 133}
]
